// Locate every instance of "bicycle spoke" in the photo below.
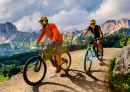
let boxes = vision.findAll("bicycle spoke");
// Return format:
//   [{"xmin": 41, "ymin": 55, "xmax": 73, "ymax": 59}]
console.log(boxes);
[
  {"xmin": 26, "ymin": 60, "xmax": 44, "ymax": 82},
  {"xmin": 60, "ymin": 51, "xmax": 71, "ymax": 70},
  {"xmin": 23, "ymin": 56, "xmax": 47, "ymax": 86},
  {"xmin": 84, "ymin": 49, "xmax": 92, "ymax": 73},
  {"xmin": 97, "ymin": 49, "xmax": 103, "ymax": 60},
  {"xmin": 61, "ymin": 61, "xmax": 67, "ymax": 65}
]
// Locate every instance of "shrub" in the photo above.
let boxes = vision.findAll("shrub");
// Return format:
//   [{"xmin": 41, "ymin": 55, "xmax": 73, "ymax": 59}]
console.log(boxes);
[{"xmin": 109, "ymin": 58, "xmax": 130, "ymax": 92}]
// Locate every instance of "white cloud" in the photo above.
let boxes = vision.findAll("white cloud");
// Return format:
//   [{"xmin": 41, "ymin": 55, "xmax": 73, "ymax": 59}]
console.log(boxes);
[
  {"xmin": 0, "ymin": 0, "xmax": 130, "ymax": 32},
  {"xmin": 1, "ymin": 0, "xmax": 101, "ymax": 32},
  {"xmin": 14, "ymin": 12, "xmax": 42, "ymax": 32},
  {"xmin": 0, "ymin": 0, "xmax": 41, "ymax": 22},
  {"xmin": 49, "ymin": 6, "xmax": 89, "ymax": 30},
  {"xmin": 89, "ymin": 0, "xmax": 130, "ymax": 24},
  {"xmin": 42, "ymin": 1, "xmax": 48, "ymax": 7}
]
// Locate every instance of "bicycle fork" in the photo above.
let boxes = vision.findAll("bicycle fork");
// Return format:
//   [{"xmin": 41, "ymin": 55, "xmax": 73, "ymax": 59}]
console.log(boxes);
[
  {"xmin": 87, "ymin": 45, "xmax": 97, "ymax": 57},
  {"xmin": 92, "ymin": 46, "xmax": 98, "ymax": 57}
]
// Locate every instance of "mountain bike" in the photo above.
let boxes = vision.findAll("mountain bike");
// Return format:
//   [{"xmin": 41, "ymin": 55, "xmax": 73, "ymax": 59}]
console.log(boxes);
[
  {"xmin": 23, "ymin": 42, "xmax": 71, "ymax": 86},
  {"xmin": 83, "ymin": 37, "xmax": 103, "ymax": 73}
]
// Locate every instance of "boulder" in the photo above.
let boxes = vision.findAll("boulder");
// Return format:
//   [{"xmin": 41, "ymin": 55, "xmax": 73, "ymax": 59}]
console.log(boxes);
[
  {"xmin": 126, "ymin": 41, "xmax": 130, "ymax": 46},
  {"xmin": 113, "ymin": 42, "xmax": 130, "ymax": 74}
]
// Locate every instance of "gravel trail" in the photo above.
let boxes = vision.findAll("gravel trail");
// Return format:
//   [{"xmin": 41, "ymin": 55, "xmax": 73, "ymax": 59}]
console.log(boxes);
[{"xmin": 0, "ymin": 48, "xmax": 120, "ymax": 92}]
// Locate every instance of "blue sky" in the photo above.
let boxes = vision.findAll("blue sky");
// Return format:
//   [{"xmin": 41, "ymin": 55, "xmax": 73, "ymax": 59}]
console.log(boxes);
[{"xmin": 0, "ymin": 0, "xmax": 130, "ymax": 32}]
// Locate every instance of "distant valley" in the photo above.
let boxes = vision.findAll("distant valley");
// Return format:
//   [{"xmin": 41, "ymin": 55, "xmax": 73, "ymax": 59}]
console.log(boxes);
[{"xmin": 0, "ymin": 18, "xmax": 130, "ymax": 56}]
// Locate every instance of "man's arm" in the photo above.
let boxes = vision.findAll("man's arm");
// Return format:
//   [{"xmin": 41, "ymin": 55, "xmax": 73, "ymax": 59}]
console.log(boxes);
[
  {"xmin": 52, "ymin": 24, "xmax": 59, "ymax": 42},
  {"xmin": 36, "ymin": 29, "xmax": 45, "ymax": 44},
  {"xmin": 83, "ymin": 29, "xmax": 89, "ymax": 37},
  {"xmin": 98, "ymin": 28, "xmax": 103, "ymax": 38}
]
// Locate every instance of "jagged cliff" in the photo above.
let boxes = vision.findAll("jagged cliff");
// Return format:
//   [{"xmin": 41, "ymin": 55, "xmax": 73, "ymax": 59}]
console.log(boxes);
[
  {"xmin": 0, "ymin": 22, "xmax": 38, "ymax": 44},
  {"xmin": 0, "ymin": 18, "xmax": 130, "ymax": 48},
  {"xmin": 101, "ymin": 18, "xmax": 130, "ymax": 35}
]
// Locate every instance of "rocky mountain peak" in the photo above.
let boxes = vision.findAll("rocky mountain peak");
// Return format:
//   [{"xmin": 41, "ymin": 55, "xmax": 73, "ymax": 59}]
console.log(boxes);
[
  {"xmin": 120, "ymin": 18, "xmax": 129, "ymax": 21},
  {"xmin": 32, "ymin": 31, "xmax": 36, "ymax": 35},
  {"xmin": 0, "ymin": 22, "xmax": 17, "ymax": 36},
  {"xmin": 101, "ymin": 18, "xmax": 130, "ymax": 35},
  {"xmin": 0, "ymin": 22, "xmax": 38, "ymax": 43},
  {"xmin": 104, "ymin": 20, "xmax": 116, "ymax": 24},
  {"xmin": 0, "ymin": 18, "xmax": 130, "ymax": 45}
]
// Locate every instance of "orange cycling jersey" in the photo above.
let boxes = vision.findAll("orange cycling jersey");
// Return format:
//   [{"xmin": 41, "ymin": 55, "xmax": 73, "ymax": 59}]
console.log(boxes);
[{"xmin": 36, "ymin": 23, "xmax": 63, "ymax": 44}]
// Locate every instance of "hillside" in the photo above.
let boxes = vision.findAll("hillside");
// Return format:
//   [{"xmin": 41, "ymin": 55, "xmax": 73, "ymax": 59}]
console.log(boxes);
[
  {"xmin": 0, "ymin": 18, "xmax": 130, "ymax": 57},
  {"xmin": 0, "ymin": 22, "xmax": 38, "ymax": 44},
  {"xmin": 0, "ymin": 48, "xmax": 120, "ymax": 92},
  {"xmin": 0, "ymin": 18, "xmax": 130, "ymax": 46},
  {"xmin": 101, "ymin": 18, "xmax": 130, "ymax": 35}
]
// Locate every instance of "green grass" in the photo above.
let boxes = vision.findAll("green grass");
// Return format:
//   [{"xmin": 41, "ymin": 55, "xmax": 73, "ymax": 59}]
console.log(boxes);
[
  {"xmin": 1, "ymin": 65, "xmax": 13, "ymax": 72},
  {"xmin": 17, "ymin": 65, "xmax": 24, "ymax": 69},
  {"xmin": 27, "ymin": 63, "xmax": 33, "ymax": 68},
  {"xmin": 0, "ymin": 75, "xmax": 9, "ymax": 82},
  {"xmin": 0, "ymin": 64, "xmax": 24, "ymax": 82},
  {"xmin": 108, "ymin": 58, "xmax": 130, "ymax": 92}
]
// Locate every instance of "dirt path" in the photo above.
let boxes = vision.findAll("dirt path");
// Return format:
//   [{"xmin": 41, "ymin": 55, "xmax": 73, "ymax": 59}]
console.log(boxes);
[{"xmin": 0, "ymin": 48, "xmax": 120, "ymax": 92}]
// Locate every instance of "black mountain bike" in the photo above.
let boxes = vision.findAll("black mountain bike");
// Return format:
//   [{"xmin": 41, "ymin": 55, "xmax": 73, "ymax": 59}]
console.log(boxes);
[
  {"xmin": 83, "ymin": 37, "xmax": 103, "ymax": 73},
  {"xmin": 23, "ymin": 43, "xmax": 71, "ymax": 86}
]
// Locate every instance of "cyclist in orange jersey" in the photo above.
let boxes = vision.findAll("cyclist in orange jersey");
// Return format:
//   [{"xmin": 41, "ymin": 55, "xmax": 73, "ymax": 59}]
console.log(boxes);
[{"xmin": 34, "ymin": 16, "xmax": 63, "ymax": 73}]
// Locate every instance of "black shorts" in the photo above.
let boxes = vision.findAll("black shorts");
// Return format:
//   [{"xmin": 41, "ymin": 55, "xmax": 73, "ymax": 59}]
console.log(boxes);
[{"xmin": 94, "ymin": 36, "xmax": 100, "ymax": 39}]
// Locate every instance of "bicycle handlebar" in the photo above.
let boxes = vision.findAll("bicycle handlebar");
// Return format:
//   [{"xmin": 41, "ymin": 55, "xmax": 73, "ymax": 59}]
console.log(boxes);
[
  {"xmin": 31, "ymin": 42, "xmax": 50, "ymax": 50},
  {"xmin": 38, "ymin": 43, "xmax": 49, "ymax": 47},
  {"xmin": 82, "ymin": 37, "xmax": 102, "ymax": 41},
  {"xmin": 94, "ymin": 37, "xmax": 103, "ymax": 41}
]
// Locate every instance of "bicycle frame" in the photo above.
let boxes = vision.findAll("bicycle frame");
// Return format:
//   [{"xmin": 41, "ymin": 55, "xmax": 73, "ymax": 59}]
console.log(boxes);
[
  {"xmin": 86, "ymin": 44, "xmax": 98, "ymax": 58},
  {"xmin": 83, "ymin": 38, "xmax": 102, "ymax": 73},
  {"xmin": 39, "ymin": 46, "xmax": 57, "ymax": 67}
]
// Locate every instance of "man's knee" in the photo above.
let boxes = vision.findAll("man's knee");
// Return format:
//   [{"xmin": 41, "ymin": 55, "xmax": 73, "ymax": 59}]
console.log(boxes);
[
  {"xmin": 55, "ymin": 54, "xmax": 60, "ymax": 56},
  {"xmin": 97, "ymin": 42, "xmax": 102, "ymax": 46},
  {"xmin": 97, "ymin": 40, "xmax": 102, "ymax": 45}
]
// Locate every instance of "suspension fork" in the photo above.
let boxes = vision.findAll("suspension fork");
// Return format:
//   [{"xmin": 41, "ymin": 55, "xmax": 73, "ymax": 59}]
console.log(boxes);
[{"xmin": 93, "ymin": 46, "xmax": 98, "ymax": 57}]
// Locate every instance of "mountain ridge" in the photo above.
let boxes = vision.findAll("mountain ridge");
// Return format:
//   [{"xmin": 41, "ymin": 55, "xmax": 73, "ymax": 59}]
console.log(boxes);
[
  {"xmin": 0, "ymin": 18, "xmax": 130, "ymax": 49},
  {"xmin": 100, "ymin": 18, "xmax": 130, "ymax": 35},
  {"xmin": 0, "ymin": 22, "xmax": 38, "ymax": 44}
]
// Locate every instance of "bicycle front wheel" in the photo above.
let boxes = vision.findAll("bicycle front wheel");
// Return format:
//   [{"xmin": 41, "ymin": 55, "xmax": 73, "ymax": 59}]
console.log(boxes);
[
  {"xmin": 84, "ymin": 49, "xmax": 93, "ymax": 73},
  {"xmin": 23, "ymin": 56, "xmax": 47, "ymax": 86},
  {"xmin": 61, "ymin": 51, "xmax": 71, "ymax": 70}
]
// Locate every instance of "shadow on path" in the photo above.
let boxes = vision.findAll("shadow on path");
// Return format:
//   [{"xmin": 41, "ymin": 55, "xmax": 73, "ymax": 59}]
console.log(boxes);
[
  {"xmin": 32, "ymin": 81, "xmax": 79, "ymax": 92},
  {"xmin": 99, "ymin": 59, "xmax": 109, "ymax": 66},
  {"xmin": 60, "ymin": 69, "xmax": 106, "ymax": 92}
]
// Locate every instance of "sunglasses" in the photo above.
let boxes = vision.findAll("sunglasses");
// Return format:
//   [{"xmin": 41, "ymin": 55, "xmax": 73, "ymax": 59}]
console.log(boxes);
[
  {"xmin": 40, "ymin": 20, "xmax": 46, "ymax": 24},
  {"xmin": 90, "ymin": 23, "xmax": 95, "ymax": 25}
]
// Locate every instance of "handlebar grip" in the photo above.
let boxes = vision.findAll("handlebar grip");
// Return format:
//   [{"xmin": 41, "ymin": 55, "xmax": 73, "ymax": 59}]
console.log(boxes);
[{"xmin": 95, "ymin": 37, "xmax": 102, "ymax": 40}]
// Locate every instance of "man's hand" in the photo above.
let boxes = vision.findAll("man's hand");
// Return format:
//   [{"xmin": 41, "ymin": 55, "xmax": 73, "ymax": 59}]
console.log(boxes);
[
  {"xmin": 34, "ymin": 43, "xmax": 38, "ymax": 47},
  {"xmin": 81, "ymin": 37, "xmax": 85, "ymax": 40},
  {"xmin": 99, "ymin": 37, "xmax": 103, "ymax": 40},
  {"xmin": 31, "ymin": 43, "xmax": 38, "ymax": 49},
  {"xmin": 50, "ymin": 41, "xmax": 55, "ymax": 45}
]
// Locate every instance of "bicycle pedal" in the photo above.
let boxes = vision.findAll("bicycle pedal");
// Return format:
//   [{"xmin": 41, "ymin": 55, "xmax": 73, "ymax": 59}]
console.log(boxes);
[{"xmin": 34, "ymin": 69, "xmax": 40, "ymax": 72}]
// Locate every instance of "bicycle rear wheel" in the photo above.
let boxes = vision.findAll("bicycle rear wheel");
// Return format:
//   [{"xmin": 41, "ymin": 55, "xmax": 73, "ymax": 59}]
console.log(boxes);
[
  {"xmin": 23, "ymin": 56, "xmax": 47, "ymax": 86},
  {"xmin": 84, "ymin": 48, "xmax": 93, "ymax": 73},
  {"xmin": 96, "ymin": 45, "xmax": 103, "ymax": 60},
  {"xmin": 60, "ymin": 51, "xmax": 71, "ymax": 70}
]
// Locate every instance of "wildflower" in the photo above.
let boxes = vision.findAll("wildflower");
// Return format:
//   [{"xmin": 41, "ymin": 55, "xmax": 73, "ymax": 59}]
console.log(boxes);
[{"xmin": 122, "ymin": 83, "xmax": 129, "ymax": 89}]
